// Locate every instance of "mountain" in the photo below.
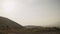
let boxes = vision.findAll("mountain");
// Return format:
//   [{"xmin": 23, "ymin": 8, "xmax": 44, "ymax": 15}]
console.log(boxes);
[
  {"xmin": 0, "ymin": 16, "xmax": 23, "ymax": 30},
  {"xmin": 24, "ymin": 25, "xmax": 43, "ymax": 28}
]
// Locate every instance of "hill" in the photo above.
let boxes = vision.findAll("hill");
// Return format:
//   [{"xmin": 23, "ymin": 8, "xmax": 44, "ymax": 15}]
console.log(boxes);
[
  {"xmin": 0, "ymin": 16, "xmax": 23, "ymax": 30},
  {"xmin": 0, "ymin": 16, "xmax": 60, "ymax": 34}
]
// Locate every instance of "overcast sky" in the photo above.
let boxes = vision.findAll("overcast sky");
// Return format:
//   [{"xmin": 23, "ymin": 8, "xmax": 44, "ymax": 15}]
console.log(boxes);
[{"xmin": 0, "ymin": 0, "xmax": 60, "ymax": 27}]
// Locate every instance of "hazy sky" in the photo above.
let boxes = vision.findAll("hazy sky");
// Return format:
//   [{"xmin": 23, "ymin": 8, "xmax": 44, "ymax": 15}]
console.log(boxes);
[{"xmin": 0, "ymin": 0, "xmax": 60, "ymax": 27}]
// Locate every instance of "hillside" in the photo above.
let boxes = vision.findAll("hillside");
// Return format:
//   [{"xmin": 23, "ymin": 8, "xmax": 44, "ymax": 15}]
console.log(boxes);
[
  {"xmin": 0, "ymin": 16, "xmax": 60, "ymax": 34},
  {"xmin": 0, "ymin": 16, "xmax": 23, "ymax": 30}
]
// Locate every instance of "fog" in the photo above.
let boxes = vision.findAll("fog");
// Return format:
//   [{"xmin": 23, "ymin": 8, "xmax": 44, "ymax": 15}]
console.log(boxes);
[{"xmin": 0, "ymin": 0, "xmax": 60, "ymax": 27}]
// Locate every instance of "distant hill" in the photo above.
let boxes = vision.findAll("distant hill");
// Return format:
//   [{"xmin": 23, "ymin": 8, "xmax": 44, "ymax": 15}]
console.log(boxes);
[
  {"xmin": 24, "ymin": 25, "xmax": 60, "ymax": 31},
  {"xmin": 24, "ymin": 25, "xmax": 43, "ymax": 28},
  {"xmin": 0, "ymin": 16, "xmax": 23, "ymax": 30}
]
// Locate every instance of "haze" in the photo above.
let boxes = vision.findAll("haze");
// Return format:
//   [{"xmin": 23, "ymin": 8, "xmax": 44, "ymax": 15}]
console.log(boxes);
[{"xmin": 0, "ymin": 0, "xmax": 60, "ymax": 27}]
